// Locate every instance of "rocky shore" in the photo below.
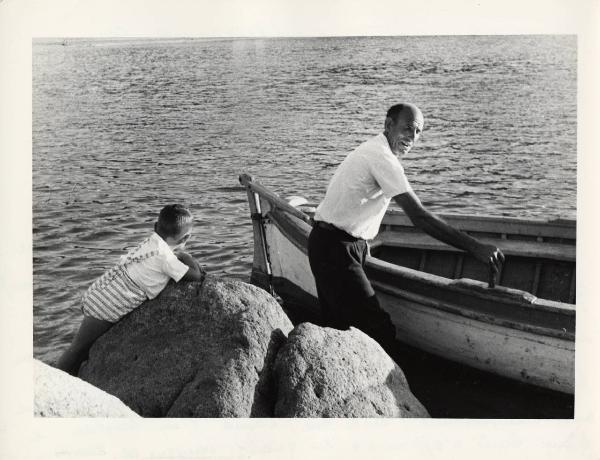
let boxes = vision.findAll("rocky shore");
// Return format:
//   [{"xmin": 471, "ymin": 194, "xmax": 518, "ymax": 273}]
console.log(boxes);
[{"xmin": 35, "ymin": 276, "xmax": 429, "ymax": 418}]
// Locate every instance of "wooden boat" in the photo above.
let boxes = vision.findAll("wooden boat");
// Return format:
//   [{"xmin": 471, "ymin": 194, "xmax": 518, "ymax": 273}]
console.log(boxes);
[{"xmin": 239, "ymin": 174, "xmax": 576, "ymax": 394}]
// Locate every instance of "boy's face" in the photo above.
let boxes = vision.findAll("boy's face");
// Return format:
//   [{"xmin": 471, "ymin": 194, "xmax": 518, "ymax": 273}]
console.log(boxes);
[{"xmin": 167, "ymin": 223, "xmax": 193, "ymax": 252}]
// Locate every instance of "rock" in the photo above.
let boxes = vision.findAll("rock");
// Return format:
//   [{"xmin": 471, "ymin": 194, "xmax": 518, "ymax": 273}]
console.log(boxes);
[
  {"xmin": 34, "ymin": 359, "xmax": 138, "ymax": 417},
  {"xmin": 79, "ymin": 276, "xmax": 293, "ymax": 417},
  {"xmin": 273, "ymin": 323, "xmax": 429, "ymax": 418}
]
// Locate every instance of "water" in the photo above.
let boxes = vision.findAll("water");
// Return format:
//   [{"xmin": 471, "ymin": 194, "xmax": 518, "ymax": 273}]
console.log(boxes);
[{"xmin": 33, "ymin": 36, "xmax": 576, "ymax": 367}]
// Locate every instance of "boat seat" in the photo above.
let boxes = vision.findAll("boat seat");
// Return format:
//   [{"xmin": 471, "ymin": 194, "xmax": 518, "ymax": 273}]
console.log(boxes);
[{"xmin": 372, "ymin": 231, "xmax": 575, "ymax": 262}]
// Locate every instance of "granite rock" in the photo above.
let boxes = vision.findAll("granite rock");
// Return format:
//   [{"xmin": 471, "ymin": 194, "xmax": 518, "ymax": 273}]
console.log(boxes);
[
  {"xmin": 273, "ymin": 323, "xmax": 429, "ymax": 418},
  {"xmin": 79, "ymin": 276, "xmax": 293, "ymax": 417},
  {"xmin": 34, "ymin": 359, "xmax": 138, "ymax": 417}
]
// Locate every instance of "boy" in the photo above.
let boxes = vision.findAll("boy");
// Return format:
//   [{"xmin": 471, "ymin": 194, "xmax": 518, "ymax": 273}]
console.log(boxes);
[{"xmin": 56, "ymin": 204, "xmax": 205, "ymax": 375}]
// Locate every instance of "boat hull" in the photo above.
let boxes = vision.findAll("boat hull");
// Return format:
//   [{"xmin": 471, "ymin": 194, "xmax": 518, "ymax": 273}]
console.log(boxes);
[{"xmin": 375, "ymin": 285, "xmax": 574, "ymax": 392}]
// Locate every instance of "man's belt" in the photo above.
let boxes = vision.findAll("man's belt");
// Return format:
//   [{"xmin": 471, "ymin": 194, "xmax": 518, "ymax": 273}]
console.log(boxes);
[
  {"xmin": 314, "ymin": 220, "xmax": 340, "ymax": 232},
  {"xmin": 313, "ymin": 220, "xmax": 363, "ymax": 241}
]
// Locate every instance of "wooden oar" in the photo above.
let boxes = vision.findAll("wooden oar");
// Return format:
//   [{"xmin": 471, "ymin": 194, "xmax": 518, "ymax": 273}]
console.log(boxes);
[{"xmin": 239, "ymin": 174, "xmax": 313, "ymax": 226}]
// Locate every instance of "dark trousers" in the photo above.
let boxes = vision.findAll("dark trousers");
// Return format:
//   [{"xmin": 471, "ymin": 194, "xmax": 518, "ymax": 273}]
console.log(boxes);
[{"xmin": 307, "ymin": 223, "xmax": 397, "ymax": 354}]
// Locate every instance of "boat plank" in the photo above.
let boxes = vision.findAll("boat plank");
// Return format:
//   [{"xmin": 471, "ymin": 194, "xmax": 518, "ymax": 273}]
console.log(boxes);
[
  {"xmin": 531, "ymin": 262, "xmax": 542, "ymax": 296},
  {"xmin": 381, "ymin": 210, "xmax": 576, "ymax": 240},
  {"xmin": 537, "ymin": 262, "xmax": 575, "ymax": 304},
  {"xmin": 568, "ymin": 272, "xmax": 576, "ymax": 304},
  {"xmin": 500, "ymin": 257, "xmax": 537, "ymax": 294},
  {"xmin": 424, "ymin": 251, "xmax": 458, "ymax": 279},
  {"xmin": 376, "ymin": 231, "xmax": 575, "ymax": 262}
]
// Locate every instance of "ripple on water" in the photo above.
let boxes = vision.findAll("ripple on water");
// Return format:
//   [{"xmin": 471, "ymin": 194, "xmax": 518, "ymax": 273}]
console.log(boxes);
[{"xmin": 32, "ymin": 36, "xmax": 576, "ymax": 363}]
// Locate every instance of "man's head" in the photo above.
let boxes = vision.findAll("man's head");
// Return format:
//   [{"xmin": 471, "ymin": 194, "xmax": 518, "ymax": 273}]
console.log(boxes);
[
  {"xmin": 384, "ymin": 103, "xmax": 424, "ymax": 156},
  {"xmin": 154, "ymin": 204, "xmax": 193, "ymax": 251}
]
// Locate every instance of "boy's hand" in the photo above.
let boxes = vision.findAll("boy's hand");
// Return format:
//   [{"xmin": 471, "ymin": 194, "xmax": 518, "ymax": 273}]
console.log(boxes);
[
  {"xmin": 176, "ymin": 250, "xmax": 193, "ymax": 263},
  {"xmin": 177, "ymin": 251, "xmax": 206, "ymax": 282}
]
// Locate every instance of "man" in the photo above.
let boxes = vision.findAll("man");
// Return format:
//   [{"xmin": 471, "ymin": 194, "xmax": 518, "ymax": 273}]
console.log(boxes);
[{"xmin": 308, "ymin": 103, "xmax": 504, "ymax": 352}]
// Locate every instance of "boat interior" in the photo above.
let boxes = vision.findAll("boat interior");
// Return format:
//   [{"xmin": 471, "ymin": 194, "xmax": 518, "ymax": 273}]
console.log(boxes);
[{"xmin": 370, "ymin": 213, "xmax": 576, "ymax": 304}]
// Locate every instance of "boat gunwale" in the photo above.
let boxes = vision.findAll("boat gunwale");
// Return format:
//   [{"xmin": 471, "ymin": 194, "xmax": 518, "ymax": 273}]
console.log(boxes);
[
  {"xmin": 382, "ymin": 207, "xmax": 576, "ymax": 229},
  {"xmin": 370, "ymin": 280, "xmax": 575, "ymax": 341},
  {"xmin": 238, "ymin": 175, "xmax": 576, "ymax": 238},
  {"xmin": 295, "ymin": 202, "xmax": 576, "ymax": 237}
]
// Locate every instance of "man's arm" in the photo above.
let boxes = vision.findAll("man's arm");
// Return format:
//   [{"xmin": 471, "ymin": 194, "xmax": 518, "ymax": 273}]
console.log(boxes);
[
  {"xmin": 175, "ymin": 251, "xmax": 205, "ymax": 282},
  {"xmin": 393, "ymin": 190, "xmax": 504, "ymax": 287}
]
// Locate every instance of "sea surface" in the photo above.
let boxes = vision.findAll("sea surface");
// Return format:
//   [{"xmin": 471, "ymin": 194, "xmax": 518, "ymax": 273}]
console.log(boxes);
[{"xmin": 33, "ymin": 36, "xmax": 576, "ymax": 415}]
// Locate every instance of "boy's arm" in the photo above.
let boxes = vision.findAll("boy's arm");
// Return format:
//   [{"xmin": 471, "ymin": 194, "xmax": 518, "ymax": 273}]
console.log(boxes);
[{"xmin": 175, "ymin": 251, "xmax": 206, "ymax": 282}]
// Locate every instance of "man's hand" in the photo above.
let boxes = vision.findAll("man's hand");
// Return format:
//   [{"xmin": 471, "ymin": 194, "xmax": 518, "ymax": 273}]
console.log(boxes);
[
  {"xmin": 472, "ymin": 243, "xmax": 505, "ymax": 288},
  {"xmin": 393, "ymin": 191, "xmax": 505, "ymax": 288}
]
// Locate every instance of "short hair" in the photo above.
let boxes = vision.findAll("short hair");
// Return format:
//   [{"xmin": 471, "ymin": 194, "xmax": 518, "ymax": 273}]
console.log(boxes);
[
  {"xmin": 386, "ymin": 104, "xmax": 408, "ymax": 122},
  {"xmin": 156, "ymin": 204, "xmax": 193, "ymax": 237}
]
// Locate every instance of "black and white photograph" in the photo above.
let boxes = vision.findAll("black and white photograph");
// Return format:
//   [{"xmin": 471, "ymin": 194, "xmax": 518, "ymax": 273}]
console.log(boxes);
[
  {"xmin": 2, "ymin": 0, "xmax": 599, "ymax": 458},
  {"xmin": 32, "ymin": 34, "xmax": 577, "ymax": 418}
]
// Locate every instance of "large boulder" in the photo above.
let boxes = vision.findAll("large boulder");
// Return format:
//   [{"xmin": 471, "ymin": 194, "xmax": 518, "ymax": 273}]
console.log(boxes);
[
  {"xmin": 78, "ymin": 276, "xmax": 293, "ymax": 417},
  {"xmin": 273, "ymin": 323, "xmax": 429, "ymax": 418},
  {"xmin": 34, "ymin": 359, "xmax": 138, "ymax": 417}
]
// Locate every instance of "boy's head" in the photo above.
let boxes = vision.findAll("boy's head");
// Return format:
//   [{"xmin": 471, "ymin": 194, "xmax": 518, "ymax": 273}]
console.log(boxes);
[{"xmin": 155, "ymin": 204, "xmax": 193, "ymax": 250}]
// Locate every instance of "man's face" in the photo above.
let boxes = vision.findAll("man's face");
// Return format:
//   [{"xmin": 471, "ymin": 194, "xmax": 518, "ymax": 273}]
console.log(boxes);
[{"xmin": 385, "ymin": 109, "xmax": 424, "ymax": 157}]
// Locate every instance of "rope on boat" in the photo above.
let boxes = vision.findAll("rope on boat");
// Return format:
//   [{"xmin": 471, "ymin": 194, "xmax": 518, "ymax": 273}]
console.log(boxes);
[{"xmin": 239, "ymin": 174, "xmax": 313, "ymax": 226}]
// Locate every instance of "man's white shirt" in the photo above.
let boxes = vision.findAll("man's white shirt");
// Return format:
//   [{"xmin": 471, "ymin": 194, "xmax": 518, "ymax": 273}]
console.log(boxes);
[{"xmin": 314, "ymin": 133, "xmax": 412, "ymax": 240}]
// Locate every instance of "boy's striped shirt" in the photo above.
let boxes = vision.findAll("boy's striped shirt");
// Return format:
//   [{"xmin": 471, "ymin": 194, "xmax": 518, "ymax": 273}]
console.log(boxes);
[{"xmin": 81, "ymin": 250, "xmax": 158, "ymax": 322}]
